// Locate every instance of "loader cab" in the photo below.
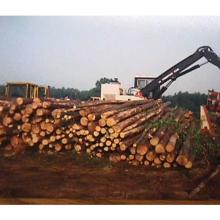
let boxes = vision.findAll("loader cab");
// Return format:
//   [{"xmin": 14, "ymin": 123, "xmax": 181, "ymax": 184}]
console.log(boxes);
[
  {"xmin": 38, "ymin": 85, "xmax": 50, "ymax": 98},
  {"xmin": 128, "ymin": 76, "xmax": 156, "ymax": 97},
  {"xmin": 5, "ymin": 82, "xmax": 50, "ymax": 99},
  {"xmin": 134, "ymin": 76, "xmax": 156, "ymax": 90}
]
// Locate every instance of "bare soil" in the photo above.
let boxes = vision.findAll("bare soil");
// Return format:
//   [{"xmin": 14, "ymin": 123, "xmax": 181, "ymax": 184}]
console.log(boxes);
[{"xmin": 0, "ymin": 150, "xmax": 220, "ymax": 204}]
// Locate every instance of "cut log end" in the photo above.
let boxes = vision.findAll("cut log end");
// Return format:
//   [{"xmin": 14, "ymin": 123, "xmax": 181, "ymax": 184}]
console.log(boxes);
[
  {"xmin": 155, "ymin": 144, "xmax": 165, "ymax": 154},
  {"xmin": 98, "ymin": 118, "xmax": 106, "ymax": 127},
  {"xmin": 176, "ymin": 155, "xmax": 188, "ymax": 166},
  {"xmin": 150, "ymin": 137, "xmax": 159, "ymax": 146},
  {"xmin": 80, "ymin": 117, "xmax": 88, "ymax": 126},
  {"xmin": 136, "ymin": 144, "xmax": 148, "ymax": 156},
  {"xmin": 106, "ymin": 118, "xmax": 117, "ymax": 127}
]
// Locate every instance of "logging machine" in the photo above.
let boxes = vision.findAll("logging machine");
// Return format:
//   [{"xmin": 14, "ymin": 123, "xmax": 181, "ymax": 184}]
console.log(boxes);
[
  {"xmin": 100, "ymin": 46, "xmax": 220, "ymax": 102},
  {"xmin": 139, "ymin": 46, "xmax": 220, "ymax": 99},
  {"xmin": 4, "ymin": 82, "xmax": 50, "ymax": 99}
]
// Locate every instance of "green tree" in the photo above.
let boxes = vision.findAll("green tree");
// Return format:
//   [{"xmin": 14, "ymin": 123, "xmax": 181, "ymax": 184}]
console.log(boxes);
[
  {"xmin": 163, "ymin": 92, "xmax": 207, "ymax": 114},
  {"xmin": 0, "ymin": 85, "xmax": 5, "ymax": 97},
  {"xmin": 49, "ymin": 77, "xmax": 116, "ymax": 100},
  {"xmin": 95, "ymin": 77, "xmax": 114, "ymax": 91}
]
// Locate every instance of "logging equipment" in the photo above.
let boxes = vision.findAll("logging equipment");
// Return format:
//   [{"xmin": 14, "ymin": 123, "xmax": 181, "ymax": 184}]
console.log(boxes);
[
  {"xmin": 4, "ymin": 82, "xmax": 50, "ymax": 99},
  {"xmin": 140, "ymin": 46, "xmax": 220, "ymax": 99}
]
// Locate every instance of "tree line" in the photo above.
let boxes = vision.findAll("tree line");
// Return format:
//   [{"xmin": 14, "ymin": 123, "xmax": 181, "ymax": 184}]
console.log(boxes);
[
  {"xmin": 162, "ymin": 91, "xmax": 207, "ymax": 113},
  {"xmin": 0, "ymin": 78, "xmax": 208, "ymax": 113},
  {"xmin": 49, "ymin": 77, "xmax": 114, "ymax": 100}
]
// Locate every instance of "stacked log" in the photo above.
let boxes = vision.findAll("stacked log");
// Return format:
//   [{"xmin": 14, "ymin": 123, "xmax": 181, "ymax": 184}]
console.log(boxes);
[
  {"xmin": 0, "ymin": 97, "xmax": 195, "ymax": 168},
  {"xmin": 0, "ymin": 98, "xmax": 75, "ymax": 154}
]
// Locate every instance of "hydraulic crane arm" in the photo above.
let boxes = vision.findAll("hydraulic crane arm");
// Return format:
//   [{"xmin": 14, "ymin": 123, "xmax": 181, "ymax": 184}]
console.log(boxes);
[{"xmin": 141, "ymin": 46, "xmax": 220, "ymax": 99}]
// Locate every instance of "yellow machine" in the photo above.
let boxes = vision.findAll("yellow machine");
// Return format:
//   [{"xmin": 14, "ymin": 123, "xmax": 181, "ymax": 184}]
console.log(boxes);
[{"xmin": 4, "ymin": 82, "xmax": 50, "ymax": 99}]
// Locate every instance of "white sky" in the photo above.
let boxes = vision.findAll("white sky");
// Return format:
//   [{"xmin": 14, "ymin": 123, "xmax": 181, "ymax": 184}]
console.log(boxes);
[{"xmin": 0, "ymin": 16, "xmax": 220, "ymax": 95}]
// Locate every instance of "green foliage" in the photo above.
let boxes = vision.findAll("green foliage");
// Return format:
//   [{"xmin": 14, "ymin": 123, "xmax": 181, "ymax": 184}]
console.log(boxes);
[
  {"xmin": 189, "ymin": 129, "xmax": 220, "ymax": 164},
  {"xmin": 176, "ymin": 126, "xmax": 220, "ymax": 164},
  {"xmin": 144, "ymin": 116, "xmax": 220, "ymax": 164},
  {"xmin": 0, "ymin": 85, "xmax": 5, "ymax": 97},
  {"xmin": 50, "ymin": 87, "xmax": 81, "ymax": 99},
  {"xmin": 95, "ymin": 77, "xmax": 115, "ymax": 90},
  {"xmin": 163, "ymin": 91, "xmax": 207, "ymax": 113},
  {"xmin": 49, "ymin": 77, "xmax": 116, "ymax": 100}
]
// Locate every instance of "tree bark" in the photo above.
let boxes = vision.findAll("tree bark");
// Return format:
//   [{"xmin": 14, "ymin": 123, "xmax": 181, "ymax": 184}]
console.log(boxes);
[{"xmin": 106, "ymin": 100, "xmax": 157, "ymax": 127}]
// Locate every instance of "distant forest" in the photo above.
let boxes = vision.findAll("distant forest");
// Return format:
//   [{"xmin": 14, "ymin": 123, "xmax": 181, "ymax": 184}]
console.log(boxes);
[
  {"xmin": 0, "ymin": 77, "xmax": 207, "ymax": 113},
  {"xmin": 162, "ymin": 92, "xmax": 207, "ymax": 113}
]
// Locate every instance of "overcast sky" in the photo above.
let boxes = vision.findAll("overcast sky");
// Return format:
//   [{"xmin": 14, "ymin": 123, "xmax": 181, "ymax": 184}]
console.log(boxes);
[{"xmin": 0, "ymin": 16, "xmax": 220, "ymax": 95}]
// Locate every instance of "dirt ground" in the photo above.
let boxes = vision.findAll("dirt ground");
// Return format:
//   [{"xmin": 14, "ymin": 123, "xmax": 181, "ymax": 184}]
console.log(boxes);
[{"xmin": 0, "ymin": 150, "xmax": 220, "ymax": 204}]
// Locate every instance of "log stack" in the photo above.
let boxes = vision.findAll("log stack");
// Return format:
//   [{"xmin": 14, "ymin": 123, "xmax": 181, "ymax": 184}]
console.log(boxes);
[{"xmin": 0, "ymin": 97, "xmax": 195, "ymax": 168}]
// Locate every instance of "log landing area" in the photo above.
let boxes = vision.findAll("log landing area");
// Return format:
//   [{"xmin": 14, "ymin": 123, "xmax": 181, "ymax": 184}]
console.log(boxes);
[{"xmin": 0, "ymin": 152, "xmax": 220, "ymax": 204}]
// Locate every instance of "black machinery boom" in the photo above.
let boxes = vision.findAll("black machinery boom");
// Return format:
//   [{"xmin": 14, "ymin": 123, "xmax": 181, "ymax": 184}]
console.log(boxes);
[{"xmin": 141, "ymin": 46, "xmax": 220, "ymax": 99}]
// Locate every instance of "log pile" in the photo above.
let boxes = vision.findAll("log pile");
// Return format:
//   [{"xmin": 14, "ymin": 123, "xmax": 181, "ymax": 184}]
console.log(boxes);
[{"xmin": 0, "ymin": 97, "xmax": 194, "ymax": 168}]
